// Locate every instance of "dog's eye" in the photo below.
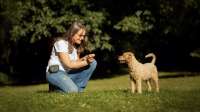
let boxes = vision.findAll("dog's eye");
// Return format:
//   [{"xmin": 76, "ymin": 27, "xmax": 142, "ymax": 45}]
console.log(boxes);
[{"xmin": 128, "ymin": 54, "xmax": 132, "ymax": 57}]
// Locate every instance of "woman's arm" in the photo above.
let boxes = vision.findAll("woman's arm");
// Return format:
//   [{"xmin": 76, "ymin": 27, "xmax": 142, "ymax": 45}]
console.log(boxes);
[{"xmin": 58, "ymin": 52, "xmax": 88, "ymax": 69}]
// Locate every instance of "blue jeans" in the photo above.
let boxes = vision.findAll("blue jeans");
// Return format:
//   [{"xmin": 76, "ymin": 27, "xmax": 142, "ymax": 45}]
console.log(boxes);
[{"xmin": 46, "ymin": 60, "xmax": 97, "ymax": 93}]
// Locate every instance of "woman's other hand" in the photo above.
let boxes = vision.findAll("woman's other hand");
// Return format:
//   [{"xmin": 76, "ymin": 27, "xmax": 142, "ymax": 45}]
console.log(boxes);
[
  {"xmin": 86, "ymin": 54, "xmax": 95, "ymax": 63},
  {"xmin": 81, "ymin": 54, "xmax": 95, "ymax": 64}
]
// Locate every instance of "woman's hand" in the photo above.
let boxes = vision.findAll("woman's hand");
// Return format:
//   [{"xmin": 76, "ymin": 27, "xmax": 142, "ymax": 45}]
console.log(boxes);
[
  {"xmin": 86, "ymin": 54, "xmax": 95, "ymax": 63},
  {"xmin": 81, "ymin": 54, "xmax": 95, "ymax": 64}
]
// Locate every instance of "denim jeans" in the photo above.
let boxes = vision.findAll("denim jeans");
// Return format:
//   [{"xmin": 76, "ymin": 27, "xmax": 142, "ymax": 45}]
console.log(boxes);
[{"xmin": 46, "ymin": 60, "xmax": 97, "ymax": 93}]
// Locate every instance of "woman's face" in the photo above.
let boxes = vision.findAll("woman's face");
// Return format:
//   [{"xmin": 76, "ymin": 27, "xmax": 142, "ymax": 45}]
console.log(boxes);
[{"xmin": 72, "ymin": 28, "xmax": 86, "ymax": 45}]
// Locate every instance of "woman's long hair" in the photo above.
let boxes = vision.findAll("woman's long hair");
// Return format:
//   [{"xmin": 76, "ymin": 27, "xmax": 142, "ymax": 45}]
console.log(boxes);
[{"xmin": 52, "ymin": 21, "xmax": 86, "ymax": 55}]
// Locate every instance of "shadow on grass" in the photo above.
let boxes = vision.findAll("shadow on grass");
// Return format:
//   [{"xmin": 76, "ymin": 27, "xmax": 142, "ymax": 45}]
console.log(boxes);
[{"xmin": 159, "ymin": 72, "xmax": 200, "ymax": 79}]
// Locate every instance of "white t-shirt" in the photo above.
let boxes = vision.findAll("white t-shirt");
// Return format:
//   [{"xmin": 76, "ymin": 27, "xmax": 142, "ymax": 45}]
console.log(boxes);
[{"xmin": 46, "ymin": 39, "xmax": 78, "ymax": 72}]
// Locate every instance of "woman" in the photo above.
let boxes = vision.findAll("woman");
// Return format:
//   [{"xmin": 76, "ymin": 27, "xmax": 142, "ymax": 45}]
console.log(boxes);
[{"xmin": 46, "ymin": 21, "xmax": 97, "ymax": 93}]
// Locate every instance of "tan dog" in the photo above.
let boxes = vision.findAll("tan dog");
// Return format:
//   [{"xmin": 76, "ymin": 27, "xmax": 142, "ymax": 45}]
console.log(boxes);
[{"xmin": 118, "ymin": 52, "xmax": 159, "ymax": 93}]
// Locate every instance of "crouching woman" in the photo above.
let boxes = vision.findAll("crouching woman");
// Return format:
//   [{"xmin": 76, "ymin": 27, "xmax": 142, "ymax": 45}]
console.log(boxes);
[{"xmin": 46, "ymin": 22, "xmax": 97, "ymax": 93}]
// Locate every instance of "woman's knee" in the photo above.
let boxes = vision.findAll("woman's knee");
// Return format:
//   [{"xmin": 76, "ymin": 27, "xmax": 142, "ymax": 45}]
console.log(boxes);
[{"xmin": 46, "ymin": 71, "xmax": 79, "ymax": 93}]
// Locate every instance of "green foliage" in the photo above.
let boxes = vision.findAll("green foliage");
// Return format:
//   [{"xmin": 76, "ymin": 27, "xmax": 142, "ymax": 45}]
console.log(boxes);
[
  {"xmin": 83, "ymin": 11, "xmax": 112, "ymax": 51},
  {"xmin": 114, "ymin": 10, "xmax": 154, "ymax": 34},
  {"xmin": 10, "ymin": 1, "xmax": 67, "ymax": 43},
  {"xmin": 190, "ymin": 48, "xmax": 200, "ymax": 58},
  {"xmin": 0, "ymin": 72, "xmax": 12, "ymax": 85},
  {"xmin": 1, "ymin": 0, "xmax": 200, "ymax": 83},
  {"xmin": 184, "ymin": 0, "xmax": 200, "ymax": 8},
  {"xmin": 7, "ymin": 0, "xmax": 112, "ymax": 51}
]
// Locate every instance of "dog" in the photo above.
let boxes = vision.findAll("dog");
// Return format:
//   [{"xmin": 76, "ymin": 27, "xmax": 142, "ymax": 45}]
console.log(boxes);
[{"xmin": 118, "ymin": 52, "xmax": 159, "ymax": 93}]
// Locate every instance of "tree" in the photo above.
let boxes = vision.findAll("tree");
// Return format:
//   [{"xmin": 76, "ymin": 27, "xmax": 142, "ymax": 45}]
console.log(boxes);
[{"xmin": 0, "ymin": 0, "xmax": 112, "ymax": 83}]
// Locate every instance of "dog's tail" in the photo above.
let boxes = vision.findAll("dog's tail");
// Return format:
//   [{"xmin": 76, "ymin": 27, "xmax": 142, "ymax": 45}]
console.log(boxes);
[{"xmin": 145, "ymin": 53, "xmax": 156, "ymax": 64}]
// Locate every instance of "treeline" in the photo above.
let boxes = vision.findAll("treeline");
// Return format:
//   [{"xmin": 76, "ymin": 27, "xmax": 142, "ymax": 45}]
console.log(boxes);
[{"xmin": 0, "ymin": 0, "xmax": 200, "ymax": 84}]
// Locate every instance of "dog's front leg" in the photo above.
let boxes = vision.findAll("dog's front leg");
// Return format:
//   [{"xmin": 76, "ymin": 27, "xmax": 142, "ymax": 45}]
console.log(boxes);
[
  {"xmin": 130, "ymin": 79, "xmax": 136, "ymax": 93},
  {"xmin": 136, "ymin": 79, "xmax": 142, "ymax": 93}
]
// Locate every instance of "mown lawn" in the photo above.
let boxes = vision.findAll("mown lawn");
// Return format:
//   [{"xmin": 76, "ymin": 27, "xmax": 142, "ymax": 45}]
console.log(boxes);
[{"xmin": 0, "ymin": 72, "xmax": 200, "ymax": 112}]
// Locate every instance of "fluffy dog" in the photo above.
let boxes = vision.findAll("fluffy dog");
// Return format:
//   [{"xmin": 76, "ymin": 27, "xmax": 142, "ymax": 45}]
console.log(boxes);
[{"xmin": 118, "ymin": 52, "xmax": 159, "ymax": 93}]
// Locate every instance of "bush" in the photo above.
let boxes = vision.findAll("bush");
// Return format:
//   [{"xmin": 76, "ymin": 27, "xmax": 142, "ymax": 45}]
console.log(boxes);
[{"xmin": 0, "ymin": 72, "xmax": 13, "ymax": 85}]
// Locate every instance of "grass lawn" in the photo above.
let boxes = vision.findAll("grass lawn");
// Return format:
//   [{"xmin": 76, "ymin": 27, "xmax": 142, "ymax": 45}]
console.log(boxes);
[{"xmin": 0, "ymin": 72, "xmax": 200, "ymax": 112}]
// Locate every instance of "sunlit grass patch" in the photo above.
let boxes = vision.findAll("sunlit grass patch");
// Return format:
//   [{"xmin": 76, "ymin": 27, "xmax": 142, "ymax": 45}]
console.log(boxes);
[{"xmin": 0, "ymin": 72, "xmax": 200, "ymax": 112}]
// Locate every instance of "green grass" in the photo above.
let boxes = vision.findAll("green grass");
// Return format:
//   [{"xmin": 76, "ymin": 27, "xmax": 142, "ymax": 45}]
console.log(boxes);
[{"xmin": 0, "ymin": 72, "xmax": 200, "ymax": 112}]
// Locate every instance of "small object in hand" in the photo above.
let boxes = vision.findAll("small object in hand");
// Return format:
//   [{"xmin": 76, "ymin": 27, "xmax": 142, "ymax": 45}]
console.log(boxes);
[{"xmin": 49, "ymin": 65, "xmax": 59, "ymax": 73}]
